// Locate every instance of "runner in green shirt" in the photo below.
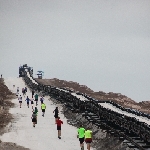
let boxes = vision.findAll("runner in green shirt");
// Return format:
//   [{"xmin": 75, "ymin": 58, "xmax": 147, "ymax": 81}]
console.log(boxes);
[
  {"xmin": 77, "ymin": 125, "xmax": 85, "ymax": 150},
  {"xmin": 34, "ymin": 94, "xmax": 38, "ymax": 106},
  {"xmin": 84, "ymin": 127, "xmax": 92, "ymax": 150}
]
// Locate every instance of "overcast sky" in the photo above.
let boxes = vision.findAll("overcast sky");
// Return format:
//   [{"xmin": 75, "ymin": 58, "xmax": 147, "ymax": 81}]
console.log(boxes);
[{"xmin": 0, "ymin": 0, "xmax": 150, "ymax": 102}]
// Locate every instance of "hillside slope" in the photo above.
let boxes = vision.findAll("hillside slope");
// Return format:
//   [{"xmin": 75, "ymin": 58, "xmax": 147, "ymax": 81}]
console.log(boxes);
[{"xmin": 35, "ymin": 78, "xmax": 150, "ymax": 114}]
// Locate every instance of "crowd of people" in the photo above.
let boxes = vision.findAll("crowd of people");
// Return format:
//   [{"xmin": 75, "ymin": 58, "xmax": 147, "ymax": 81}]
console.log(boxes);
[{"xmin": 16, "ymin": 86, "xmax": 92, "ymax": 150}]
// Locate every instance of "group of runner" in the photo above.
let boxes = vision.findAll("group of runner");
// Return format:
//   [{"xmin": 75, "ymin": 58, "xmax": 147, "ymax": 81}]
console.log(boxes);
[
  {"xmin": 16, "ymin": 86, "xmax": 92, "ymax": 150},
  {"xmin": 77, "ymin": 125, "xmax": 93, "ymax": 150}
]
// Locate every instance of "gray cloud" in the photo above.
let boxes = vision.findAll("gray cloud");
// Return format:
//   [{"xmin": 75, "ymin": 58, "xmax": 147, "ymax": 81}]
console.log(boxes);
[{"xmin": 0, "ymin": 0, "xmax": 150, "ymax": 102}]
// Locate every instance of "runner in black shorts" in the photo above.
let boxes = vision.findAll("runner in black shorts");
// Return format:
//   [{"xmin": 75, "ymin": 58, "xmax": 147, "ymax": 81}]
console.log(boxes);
[
  {"xmin": 34, "ymin": 94, "xmax": 38, "ymax": 106},
  {"xmin": 18, "ymin": 95, "xmax": 22, "ymax": 108},
  {"xmin": 31, "ymin": 99, "xmax": 34, "ymax": 109},
  {"xmin": 31, "ymin": 112, "xmax": 37, "ymax": 127},
  {"xmin": 53, "ymin": 107, "xmax": 59, "ymax": 123},
  {"xmin": 77, "ymin": 125, "xmax": 85, "ymax": 150}
]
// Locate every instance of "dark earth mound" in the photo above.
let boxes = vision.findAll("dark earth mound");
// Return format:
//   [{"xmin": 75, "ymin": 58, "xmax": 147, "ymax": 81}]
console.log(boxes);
[{"xmin": 0, "ymin": 78, "xmax": 30, "ymax": 150}]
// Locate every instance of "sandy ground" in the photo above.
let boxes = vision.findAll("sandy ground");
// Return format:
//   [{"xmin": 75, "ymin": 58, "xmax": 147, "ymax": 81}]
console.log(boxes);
[{"xmin": 0, "ymin": 77, "xmax": 95, "ymax": 150}]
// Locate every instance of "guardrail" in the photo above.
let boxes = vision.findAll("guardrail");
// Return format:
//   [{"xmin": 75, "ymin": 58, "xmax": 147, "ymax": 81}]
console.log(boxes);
[{"xmin": 22, "ymin": 68, "xmax": 150, "ymax": 150}]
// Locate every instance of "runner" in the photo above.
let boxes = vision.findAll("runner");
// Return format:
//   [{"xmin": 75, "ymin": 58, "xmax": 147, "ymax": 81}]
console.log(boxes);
[
  {"xmin": 16, "ymin": 87, "xmax": 19, "ymax": 96},
  {"xmin": 32, "ymin": 90, "xmax": 35, "ymax": 98},
  {"xmin": 25, "ymin": 96, "xmax": 30, "ymax": 108},
  {"xmin": 18, "ymin": 95, "xmax": 22, "ymax": 108},
  {"xmin": 77, "ymin": 125, "xmax": 85, "ymax": 150},
  {"xmin": 23, "ymin": 88, "xmax": 26, "ymax": 97},
  {"xmin": 31, "ymin": 112, "xmax": 37, "ymax": 127},
  {"xmin": 41, "ymin": 102, "xmax": 46, "ymax": 117},
  {"xmin": 24, "ymin": 87, "xmax": 27, "ymax": 93},
  {"xmin": 34, "ymin": 93, "xmax": 38, "ymax": 106},
  {"xmin": 53, "ymin": 107, "xmax": 59, "ymax": 123},
  {"xmin": 22, "ymin": 88, "xmax": 24, "ymax": 95},
  {"xmin": 31, "ymin": 98, "xmax": 34, "ymax": 109},
  {"xmin": 56, "ymin": 117, "xmax": 63, "ymax": 139},
  {"xmin": 34, "ymin": 107, "xmax": 38, "ymax": 124},
  {"xmin": 84, "ymin": 128, "xmax": 92, "ymax": 150},
  {"xmin": 40, "ymin": 96, "xmax": 44, "ymax": 104}
]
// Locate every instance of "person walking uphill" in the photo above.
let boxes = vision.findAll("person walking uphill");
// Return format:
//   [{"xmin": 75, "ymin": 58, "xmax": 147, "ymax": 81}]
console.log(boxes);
[
  {"xmin": 40, "ymin": 96, "xmax": 44, "ymax": 104},
  {"xmin": 18, "ymin": 95, "xmax": 22, "ymax": 108},
  {"xmin": 34, "ymin": 107, "xmax": 38, "ymax": 124},
  {"xmin": 25, "ymin": 96, "xmax": 30, "ymax": 108},
  {"xmin": 77, "ymin": 125, "xmax": 85, "ymax": 150},
  {"xmin": 31, "ymin": 112, "xmax": 37, "ymax": 127},
  {"xmin": 53, "ymin": 107, "xmax": 59, "ymax": 123},
  {"xmin": 34, "ymin": 93, "xmax": 38, "ymax": 106},
  {"xmin": 41, "ymin": 102, "xmax": 46, "ymax": 117},
  {"xmin": 56, "ymin": 117, "xmax": 63, "ymax": 139},
  {"xmin": 84, "ymin": 128, "xmax": 92, "ymax": 150},
  {"xmin": 32, "ymin": 90, "xmax": 35, "ymax": 98}
]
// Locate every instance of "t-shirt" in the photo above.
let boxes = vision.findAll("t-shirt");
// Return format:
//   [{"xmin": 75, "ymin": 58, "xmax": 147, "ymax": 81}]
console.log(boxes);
[
  {"xmin": 78, "ymin": 127, "xmax": 85, "ymax": 138},
  {"xmin": 18, "ymin": 96, "xmax": 22, "ymax": 101},
  {"xmin": 34, "ymin": 109, "xmax": 38, "ymax": 114},
  {"xmin": 54, "ymin": 109, "xmax": 59, "ymax": 115},
  {"xmin": 41, "ymin": 103, "xmax": 46, "ymax": 109},
  {"xmin": 35, "ymin": 94, "xmax": 38, "ymax": 99},
  {"xmin": 26, "ymin": 98, "xmax": 30, "ymax": 102},
  {"xmin": 40, "ymin": 97, "xmax": 44, "ymax": 102},
  {"xmin": 56, "ymin": 119, "xmax": 63, "ymax": 126},
  {"xmin": 32, "ymin": 114, "xmax": 37, "ymax": 118},
  {"xmin": 84, "ymin": 130, "xmax": 92, "ymax": 138}
]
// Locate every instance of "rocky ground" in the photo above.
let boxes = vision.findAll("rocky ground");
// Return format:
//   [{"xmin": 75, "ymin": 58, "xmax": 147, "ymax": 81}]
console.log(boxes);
[
  {"xmin": 0, "ymin": 78, "xmax": 30, "ymax": 150},
  {"xmin": 35, "ymin": 78, "xmax": 150, "ymax": 114},
  {"xmin": 50, "ymin": 97, "xmax": 134, "ymax": 150}
]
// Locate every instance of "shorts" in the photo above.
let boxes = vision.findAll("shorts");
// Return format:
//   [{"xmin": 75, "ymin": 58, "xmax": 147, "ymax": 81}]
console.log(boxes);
[
  {"xmin": 31, "ymin": 101, "xmax": 34, "ymax": 104},
  {"xmin": 27, "ymin": 102, "xmax": 29, "ymax": 105},
  {"xmin": 35, "ymin": 99, "xmax": 38, "ymax": 101},
  {"xmin": 19, "ymin": 101, "xmax": 22, "ymax": 103},
  {"xmin": 42, "ymin": 109, "xmax": 45, "ymax": 112},
  {"xmin": 85, "ymin": 138, "xmax": 92, "ymax": 143},
  {"xmin": 79, "ymin": 138, "xmax": 84, "ymax": 144},
  {"xmin": 54, "ymin": 114, "xmax": 58, "ymax": 118},
  {"xmin": 32, "ymin": 118, "xmax": 37, "ymax": 122},
  {"xmin": 57, "ymin": 126, "xmax": 61, "ymax": 130}
]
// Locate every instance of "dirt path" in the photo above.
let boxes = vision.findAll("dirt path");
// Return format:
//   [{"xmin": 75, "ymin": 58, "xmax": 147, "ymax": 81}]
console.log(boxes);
[{"xmin": 0, "ymin": 78, "xmax": 30, "ymax": 150}]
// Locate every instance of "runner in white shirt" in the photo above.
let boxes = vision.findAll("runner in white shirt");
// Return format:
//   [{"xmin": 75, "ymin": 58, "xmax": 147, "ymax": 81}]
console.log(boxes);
[{"xmin": 18, "ymin": 95, "xmax": 22, "ymax": 108}]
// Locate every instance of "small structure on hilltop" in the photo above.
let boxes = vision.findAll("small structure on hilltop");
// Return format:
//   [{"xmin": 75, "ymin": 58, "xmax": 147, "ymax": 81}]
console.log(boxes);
[
  {"xmin": 36, "ymin": 71, "xmax": 44, "ymax": 79},
  {"xmin": 19, "ymin": 64, "xmax": 33, "ymax": 77}
]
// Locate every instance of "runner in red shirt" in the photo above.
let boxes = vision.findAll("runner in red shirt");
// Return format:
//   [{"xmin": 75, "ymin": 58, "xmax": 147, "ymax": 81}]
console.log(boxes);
[{"xmin": 56, "ymin": 117, "xmax": 63, "ymax": 139}]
